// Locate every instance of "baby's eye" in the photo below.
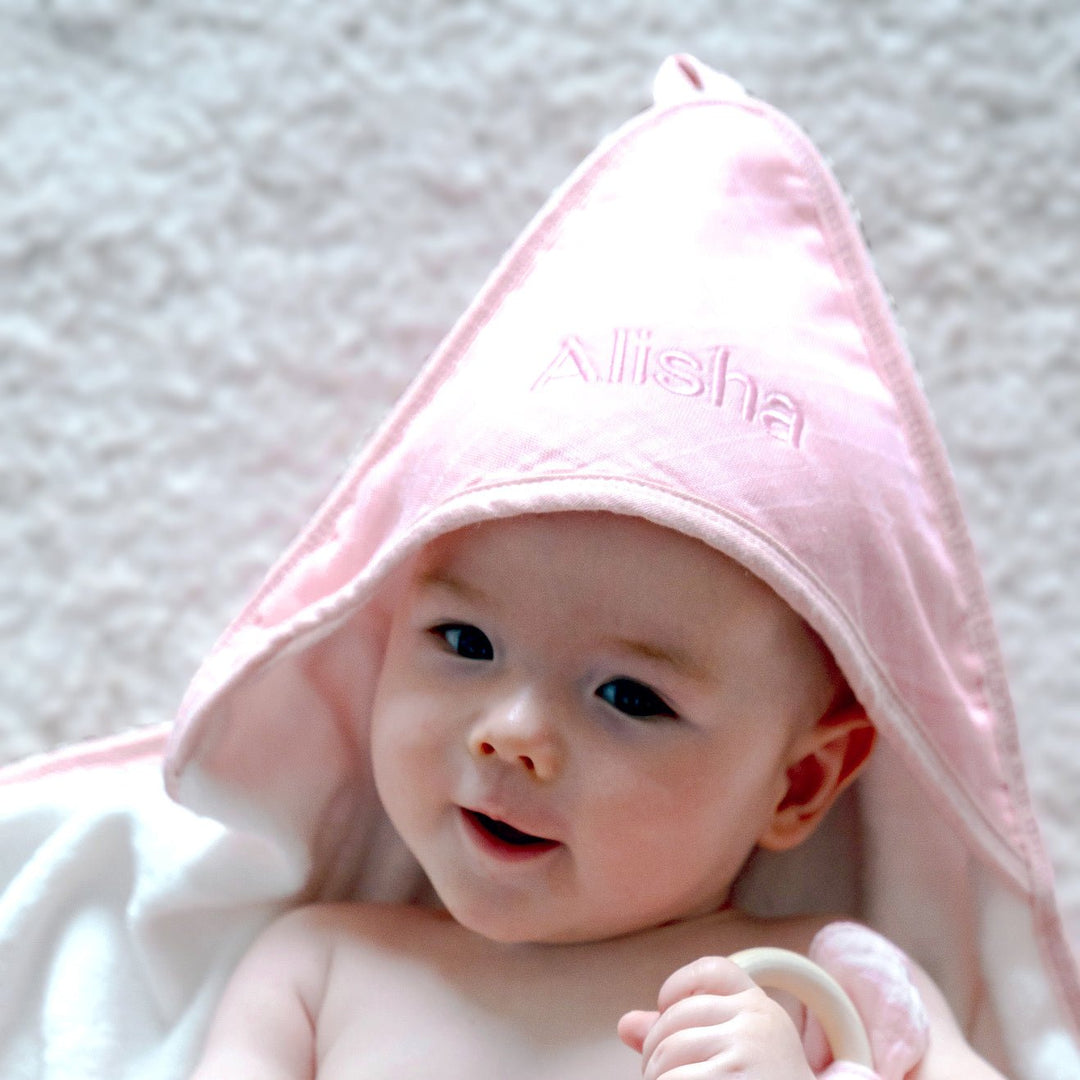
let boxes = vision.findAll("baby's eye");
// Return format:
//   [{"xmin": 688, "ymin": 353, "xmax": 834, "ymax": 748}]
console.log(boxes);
[
  {"xmin": 431, "ymin": 623, "xmax": 495, "ymax": 661},
  {"xmin": 595, "ymin": 678, "xmax": 677, "ymax": 720}
]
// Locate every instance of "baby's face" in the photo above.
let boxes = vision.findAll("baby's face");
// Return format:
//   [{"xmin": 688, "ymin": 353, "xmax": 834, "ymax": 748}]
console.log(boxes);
[{"xmin": 370, "ymin": 512, "xmax": 836, "ymax": 944}]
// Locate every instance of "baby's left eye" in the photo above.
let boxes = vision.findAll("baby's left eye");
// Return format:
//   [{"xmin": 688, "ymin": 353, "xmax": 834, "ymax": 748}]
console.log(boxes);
[{"xmin": 595, "ymin": 679, "xmax": 678, "ymax": 720}]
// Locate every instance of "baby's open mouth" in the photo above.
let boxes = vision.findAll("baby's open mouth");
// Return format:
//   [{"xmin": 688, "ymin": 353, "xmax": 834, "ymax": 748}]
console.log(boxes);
[{"xmin": 465, "ymin": 809, "xmax": 558, "ymax": 850}]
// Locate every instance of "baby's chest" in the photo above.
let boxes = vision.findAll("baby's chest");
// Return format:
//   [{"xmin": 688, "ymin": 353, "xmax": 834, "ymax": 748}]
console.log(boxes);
[
  {"xmin": 317, "ymin": 1021, "xmax": 637, "ymax": 1080},
  {"xmin": 313, "ymin": 949, "xmax": 642, "ymax": 1080}
]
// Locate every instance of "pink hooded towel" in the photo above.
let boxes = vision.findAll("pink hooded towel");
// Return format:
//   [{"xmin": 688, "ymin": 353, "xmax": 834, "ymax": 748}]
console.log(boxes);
[{"xmin": 162, "ymin": 55, "xmax": 1080, "ymax": 1075}]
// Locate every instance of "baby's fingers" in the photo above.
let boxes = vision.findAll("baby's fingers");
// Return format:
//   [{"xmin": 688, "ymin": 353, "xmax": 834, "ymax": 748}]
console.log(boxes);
[
  {"xmin": 640, "ymin": 1018, "xmax": 739, "ymax": 1080},
  {"xmin": 638, "ymin": 991, "xmax": 747, "ymax": 1071},
  {"xmin": 618, "ymin": 1008, "xmax": 659, "ymax": 1054},
  {"xmin": 619, "ymin": 957, "xmax": 747, "ymax": 1057},
  {"xmin": 657, "ymin": 955, "xmax": 758, "ymax": 1012}
]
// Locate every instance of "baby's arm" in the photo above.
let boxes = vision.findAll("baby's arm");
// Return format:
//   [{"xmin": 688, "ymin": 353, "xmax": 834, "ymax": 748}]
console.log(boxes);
[
  {"xmin": 904, "ymin": 961, "xmax": 1008, "ymax": 1080},
  {"xmin": 189, "ymin": 908, "xmax": 330, "ymax": 1080}
]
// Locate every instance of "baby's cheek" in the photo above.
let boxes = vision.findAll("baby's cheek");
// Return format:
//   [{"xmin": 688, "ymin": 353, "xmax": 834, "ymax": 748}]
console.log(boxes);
[
  {"xmin": 613, "ymin": 780, "xmax": 765, "ymax": 882},
  {"xmin": 370, "ymin": 702, "xmax": 421, "ymax": 804}
]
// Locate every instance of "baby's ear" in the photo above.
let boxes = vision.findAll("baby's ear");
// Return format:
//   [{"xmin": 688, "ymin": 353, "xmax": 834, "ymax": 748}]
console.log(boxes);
[{"xmin": 757, "ymin": 705, "xmax": 875, "ymax": 852}]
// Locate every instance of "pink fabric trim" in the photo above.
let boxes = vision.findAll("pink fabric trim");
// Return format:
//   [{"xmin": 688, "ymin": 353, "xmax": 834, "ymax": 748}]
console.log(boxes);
[{"xmin": 0, "ymin": 724, "xmax": 169, "ymax": 787}]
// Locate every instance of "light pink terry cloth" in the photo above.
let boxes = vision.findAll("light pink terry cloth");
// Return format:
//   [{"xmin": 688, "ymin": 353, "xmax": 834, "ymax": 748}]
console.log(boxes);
[
  {"xmin": 161, "ymin": 54, "xmax": 1080, "ymax": 1077},
  {"xmin": 805, "ymin": 922, "xmax": 929, "ymax": 1080}
]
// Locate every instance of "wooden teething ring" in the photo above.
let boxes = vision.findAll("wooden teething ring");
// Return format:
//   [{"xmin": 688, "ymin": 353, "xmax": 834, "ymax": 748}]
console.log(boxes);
[{"xmin": 729, "ymin": 947, "xmax": 873, "ymax": 1069}]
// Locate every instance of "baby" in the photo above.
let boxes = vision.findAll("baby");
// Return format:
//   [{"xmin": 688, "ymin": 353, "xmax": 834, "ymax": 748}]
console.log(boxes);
[{"xmin": 189, "ymin": 512, "xmax": 1005, "ymax": 1079}]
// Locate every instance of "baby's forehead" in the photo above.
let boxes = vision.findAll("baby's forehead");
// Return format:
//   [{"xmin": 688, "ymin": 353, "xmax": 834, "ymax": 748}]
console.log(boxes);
[
  {"xmin": 412, "ymin": 512, "xmax": 812, "ymax": 646},
  {"xmin": 416, "ymin": 511, "xmax": 745, "ymax": 581}
]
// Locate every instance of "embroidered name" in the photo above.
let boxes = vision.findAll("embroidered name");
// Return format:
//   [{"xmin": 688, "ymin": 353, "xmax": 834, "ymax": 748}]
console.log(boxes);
[{"xmin": 531, "ymin": 330, "xmax": 805, "ymax": 448}]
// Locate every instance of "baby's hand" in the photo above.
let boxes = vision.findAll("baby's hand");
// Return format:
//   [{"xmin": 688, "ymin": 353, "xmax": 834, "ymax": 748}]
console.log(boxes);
[{"xmin": 618, "ymin": 955, "xmax": 816, "ymax": 1080}]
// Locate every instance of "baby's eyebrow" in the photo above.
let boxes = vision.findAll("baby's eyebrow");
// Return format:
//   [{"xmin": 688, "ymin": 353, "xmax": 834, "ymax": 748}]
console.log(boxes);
[
  {"xmin": 415, "ymin": 567, "xmax": 491, "ymax": 606},
  {"xmin": 613, "ymin": 637, "xmax": 711, "ymax": 683}
]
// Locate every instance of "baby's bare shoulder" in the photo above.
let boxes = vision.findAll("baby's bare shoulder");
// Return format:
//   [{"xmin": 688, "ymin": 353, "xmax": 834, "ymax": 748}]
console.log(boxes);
[
  {"xmin": 190, "ymin": 904, "xmax": 386, "ymax": 1079},
  {"xmin": 274, "ymin": 901, "xmax": 473, "ymax": 993},
  {"xmin": 285, "ymin": 899, "xmax": 455, "ymax": 948},
  {"xmin": 269, "ymin": 898, "xmax": 437, "ymax": 935},
  {"xmin": 228, "ymin": 901, "xmax": 427, "ymax": 992}
]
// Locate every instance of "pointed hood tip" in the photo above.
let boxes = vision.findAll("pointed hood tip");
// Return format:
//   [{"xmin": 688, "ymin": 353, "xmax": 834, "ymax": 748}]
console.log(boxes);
[{"xmin": 652, "ymin": 53, "xmax": 751, "ymax": 107}]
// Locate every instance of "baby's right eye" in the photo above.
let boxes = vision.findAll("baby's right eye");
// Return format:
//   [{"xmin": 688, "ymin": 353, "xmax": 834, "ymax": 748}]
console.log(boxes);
[{"xmin": 431, "ymin": 623, "xmax": 495, "ymax": 661}]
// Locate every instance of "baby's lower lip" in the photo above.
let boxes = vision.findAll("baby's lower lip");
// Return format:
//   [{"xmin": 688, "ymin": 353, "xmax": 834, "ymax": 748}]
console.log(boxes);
[{"xmin": 460, "ymin": 808, "xmax": 561, "ymax": 860}]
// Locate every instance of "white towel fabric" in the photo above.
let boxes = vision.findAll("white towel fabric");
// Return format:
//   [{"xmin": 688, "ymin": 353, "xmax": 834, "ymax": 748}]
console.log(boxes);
[{"xmin": 0, "ymin": 731, "xmax": 302, "ymax": 1079}]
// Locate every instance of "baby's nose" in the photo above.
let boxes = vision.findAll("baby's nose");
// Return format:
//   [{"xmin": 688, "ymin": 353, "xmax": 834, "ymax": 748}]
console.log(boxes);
[{"xmin": 468, "ymin": 694, "xmax": 563, "ymax": 780}]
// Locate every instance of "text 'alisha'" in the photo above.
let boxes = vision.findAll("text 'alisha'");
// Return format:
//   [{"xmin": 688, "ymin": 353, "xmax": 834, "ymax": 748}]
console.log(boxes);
[{"xmin": 531, "ymin": 329, "xmax": 805, "ymax": 448}]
